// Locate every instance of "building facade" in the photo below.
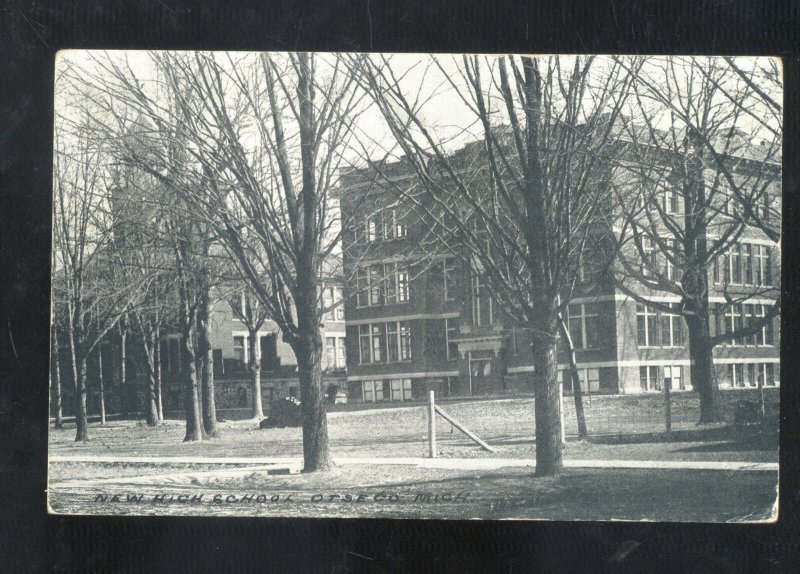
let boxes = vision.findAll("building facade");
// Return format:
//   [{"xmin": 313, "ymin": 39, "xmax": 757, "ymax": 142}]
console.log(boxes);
[{"xmin": 338, "ymin": 143, "xmax": 781, "ymax": 404}]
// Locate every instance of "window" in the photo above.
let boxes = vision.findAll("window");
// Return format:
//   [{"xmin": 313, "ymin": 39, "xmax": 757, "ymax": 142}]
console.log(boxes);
[
  {"xmin": 371, "ymin": 324, "xmax": 384, "ymax": 363},
  {"xmin": 730, "ymin": 245, "xmax": 742, "ymax": 284},
  {"xmin": 356, "ymin": 269, "xmax": 369, "ymax": 308},
  {"xmin": 359, "ymin": 325, "xmax": 371, "ymax": 363},
  {"xmin": 322, "ymin": 287, "xmax": 344, "ymax": 321},
  {"xmin": 397, "ymin": 269, "xmax": 409, "ymax": 302},
  {"xmin": 637, "ymin": 303, "xmax": 659, "ymax": 347},
  {"xmin": 390, "ymin": 379, "xmax": 413, "ymax": 401},
  {"xmin": 728, "ymin": 363, "xmax": 778, "ymax": 389},
  {"xmin": 361, "ymin": 209, "xmax": 407, "ymax": 243},
  {"xmin": 567, "ymin": 303, "xmax": 601, "ymax": 349},
  {"xmin": 755, "ymin": 245, "xmax": 772, "ymax": 287},
  {"xmin": 639, "ymin": 366, "xmax": 661, "ymax": 391},
  {"xmin": 723, "ymin": 192, "xmax": 740, "ymax": 217},
  {"xmin": 664, "ymin": 240, "xmax": 681, "ymax": 281},
  {"xmin": 399, "ymin": 322, "xmax": 412, "ymax": 360},
  {"xmin": 567, "ymin": 304, "xmax": 583, "ymax": 348},
  {"xmin": 581, "ymin": 368, "xmax": 600, "ymax": 393},
  {"xmin": 727, "ymin": 363, "xmax": 747, "ymax": 388},
  {"xmin": 443, "ymin": 258, "xmax": 458, "ymax": 301},
  {"xmin": 385, "ymin": 263, "xmax": 409, "ymax": 304},
  {"xmin": 322, "ymin": 287, "xmax": 341, "ymax": 322},
  {"xmin": 233, "ymin": 336, "xmax": 246, "ymax": 369},
  {"xmin": 660, "ymin": 303, "xmax": 684, "ymax": 347},
  {"xmin": 664, "ymin": 190, "xmax": 681, "ymax": 214},
  {"xmin": 369, "ymin": 265, "xmax": 383, "ymax": 306},
  {"xmin": 471, "ymin": 274, "xmax": 493, "ymax": 326},
  {"xmin": 358, "ymin": 264, "xmax": 410, "ymax": 308},
  {"xmin": 382, "ymin": 209, "xmax": 407, "ymax": 240},
  {"xmin": 336, "ymin": 337, "xmax": 346, "ymax": 368},
  {"xmin": 766, "ymin": 363, "xmax": 777, "ymax": 386},
  {"xmin": 742, "ymin": 244, "xmax": 753, "ymax": 285},
  {"xmin": 446, "ymin": 318, "xmax": 459, "ymax": 360},
  {"xmin": 325, "ymin": 337, "xmax": 345, "ymax": 370},
  {"xmin": 366, "ymin": 216, "xmax": 379, "ymax": 242},
  {"xmin": 382, "ymin": 209, "xmax": 395, "ymax": 240},
  {"xmin": 363, "ymin": 380, "xmax": 385, "ymax": 402},
  {"xmin": 743, "ymin": 304, "xmax": 756, "ymax": 346},
  {"xmin": 762, "ymin": 194, "xmax": 771, "ymax": 221},
  {"xmin": 359, "ymin": 321, "xmax": 412, "ymax": 364},
  {"xmin": 724, "ymin": 304, "xmax": 743, "ymax": 346},
  {"xmin": 386, "ymin": 322, "xmax": 399, "ymax": 363},
  {"xmin": 471, "ymin": 358, "xmax": 492, "ymax": 378},
  {"xmin": 326, "ymin": 337, "xmax": 336, "ymax": 369},
  {"xmin": 641, "ymin": 236, "xmax": 657, "ymax": 277}
]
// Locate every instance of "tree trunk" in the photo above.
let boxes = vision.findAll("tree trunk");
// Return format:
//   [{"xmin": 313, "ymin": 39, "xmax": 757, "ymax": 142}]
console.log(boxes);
[
  {"xmin": 182, "ymin": 327, "xmax": 203, "ymax": 442},
  {"xmin": 249, "ymin": 327, "xmax": 264, "ymax": 420},
  {"xmin": 686, "ymin": 315, "xmax": 721, "ymax": 423},
  {"xmin": 199, "ymin": 296, "xmax": 219, "ymax": 438},
  {"xmin": 75, "ymin": 356, "xmax": 88, "ymax": 442},
  {"xmin": 155, "ymin": 327, "xmax": 163, "ymax": 420},
  {"xmin": 557, "ymin": 315, "xmax": 588, "ymax": 438},
  {"xmin": 531, "ymin": 317, "xmax": 564, "ymax": 476},
  {"xmin": 97, "ymin": 345, "xmax": 106, "ymax": 425},
  {"xmin": 118, "ymin": 321, "xmax": 128, "ymax": 417},
  {"xmin": 294, "ymin": 333, "xmax": 332, "ymax": 472},
  {"xmin": 51, "ymin": 328, "xmax": 63, "ymax": 429},
  {"xmin": 67, "ymin": 310, "xmax": 89, "ymax": 442},
  {"xmin": 143, "ymin": 331, "xmax": 160, "ymax": 426}
]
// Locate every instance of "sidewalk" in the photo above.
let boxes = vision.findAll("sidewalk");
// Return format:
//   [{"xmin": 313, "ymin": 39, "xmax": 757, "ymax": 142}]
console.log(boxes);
[{"xmin": 50, "ymin": 454, "xmax": 778, "ymax": 472}]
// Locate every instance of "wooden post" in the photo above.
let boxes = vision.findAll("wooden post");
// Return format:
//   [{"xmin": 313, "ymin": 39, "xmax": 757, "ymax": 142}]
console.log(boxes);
[
  {"xmin": 559, "ymin": 378, "xmax": 566, "ymax": 444},
  {"xmin": 664, "ymin": 377, "xmax": 672, "ymax": 434},
  {"xmin": 434, "ymin": 404, "xmax": 496, "ymax": 453},
  {"xmin": 428, "ymin": 390, "xmax": 436, "ymax": 458}
]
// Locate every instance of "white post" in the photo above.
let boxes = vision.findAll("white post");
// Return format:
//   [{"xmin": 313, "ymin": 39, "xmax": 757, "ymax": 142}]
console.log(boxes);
[
  {"xmin": 467, "ymin": 351, "xmax": 473, "ymax": 396},
  {"xmin": 428, "ymin": 390, "xmax": 437, "ymax": 458},
  {"xmin": 559, "ymin": 378, "xmax": 566, "ymax": 445}
]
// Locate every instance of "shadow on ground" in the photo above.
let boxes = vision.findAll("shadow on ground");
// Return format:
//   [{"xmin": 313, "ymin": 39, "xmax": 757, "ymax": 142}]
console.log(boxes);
[{"xmin": 586, "ymin": 423, "xmax": 778, "ymax": 446}]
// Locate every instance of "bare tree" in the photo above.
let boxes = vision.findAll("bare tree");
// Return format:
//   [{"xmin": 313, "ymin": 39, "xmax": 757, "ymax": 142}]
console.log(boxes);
[
  {"xmin": 73, "ymin": 51, "xmax": 363, "ymax": 470},
  {"xmin": 52, "ymin": 112, "xmax": 142, "ymax": 441},
  {"xmin": 229, "ymin": 289, "xmax": 270, "ymax": 420},
  {"xmin": 611, "ymin": 56, "xmax": 781, "ymax": 422},
  {"xmin": 353, "ymin": 54, "xmax": 635, "ymax": 474},
  {"xmin": 50, "ymin": 302, "xmax": 64, "ymax": 429}
]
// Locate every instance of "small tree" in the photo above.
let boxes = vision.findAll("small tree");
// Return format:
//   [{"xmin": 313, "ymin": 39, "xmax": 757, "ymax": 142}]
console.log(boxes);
[{"xmin": 229, "ymin": 289, "xmax": 270, "ymax": 420}]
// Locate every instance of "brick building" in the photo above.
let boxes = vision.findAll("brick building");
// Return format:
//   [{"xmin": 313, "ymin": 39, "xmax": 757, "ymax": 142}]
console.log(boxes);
[{"xmin": 338, "ymin": 139, "xmax": 780, "ymax": 404}]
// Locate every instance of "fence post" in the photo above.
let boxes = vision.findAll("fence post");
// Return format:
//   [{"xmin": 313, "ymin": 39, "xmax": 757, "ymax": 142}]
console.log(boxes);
[
  {"xmin": 428, "ymin": 390, "xmax": 436, "ymax": 458},
  {"xmin": 559, "ymin": 378, "xmax": 566, "ymax": 444},
  {"xmin": 664, "ymin": 379, "xmax": 672, "ymax": 434}
]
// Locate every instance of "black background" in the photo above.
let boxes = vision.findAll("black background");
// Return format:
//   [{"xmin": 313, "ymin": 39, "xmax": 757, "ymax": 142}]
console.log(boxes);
[{"xmin": 1, "ymin": 0, "xmax": 798, "ymax": 571}]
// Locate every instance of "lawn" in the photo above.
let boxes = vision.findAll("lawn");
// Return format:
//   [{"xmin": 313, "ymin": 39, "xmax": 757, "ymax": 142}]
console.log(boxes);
[
  {"xmin": 49, "ymin": 393, "xmax": 779, "ymax": 463},
  {"xmin": 48, "ymin": 393, "xmax": 779, "ymax": 520}
]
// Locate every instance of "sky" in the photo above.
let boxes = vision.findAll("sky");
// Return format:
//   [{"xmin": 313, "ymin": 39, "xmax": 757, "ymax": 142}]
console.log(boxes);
[{"xmin": 54, "ymin": 51, "xmax": 782, "ymax": 169}]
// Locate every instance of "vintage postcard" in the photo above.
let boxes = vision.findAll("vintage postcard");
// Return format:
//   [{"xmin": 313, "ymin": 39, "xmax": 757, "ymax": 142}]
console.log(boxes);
[{"xmin": 48, "ymin": 51, "xmax": 780, "ymax": 520}]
